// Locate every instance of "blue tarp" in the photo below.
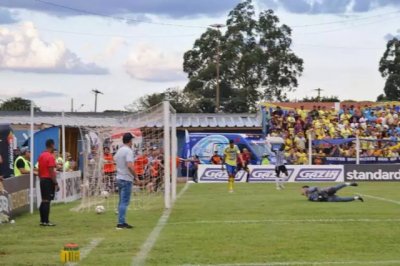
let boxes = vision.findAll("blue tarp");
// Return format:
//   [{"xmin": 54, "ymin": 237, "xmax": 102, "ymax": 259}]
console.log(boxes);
[
  {"xmin": 27, "ymin": 127, "xmax": 60, "ymax": 163},
  {"xmin": 312, "ymin": 138, "xmax": 356, "ymax": 146},
  {"xmin": 325, "ymin": 156, "xmax": 400, "ymax": 165}
]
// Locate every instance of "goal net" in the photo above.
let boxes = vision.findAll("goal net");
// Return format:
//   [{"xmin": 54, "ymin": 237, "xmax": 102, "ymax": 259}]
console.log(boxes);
[{"xmin": 67, "ymin": 101, "xmax": 177, "ymax": 212}]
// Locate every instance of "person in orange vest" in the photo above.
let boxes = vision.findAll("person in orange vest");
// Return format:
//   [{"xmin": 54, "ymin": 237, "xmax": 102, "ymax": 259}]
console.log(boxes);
[
  {"xmin": 103, "ymin": 147, "xmax": 116, "ymax": 191},
  {"xmin": 210, "ymin": 151, "xmax": 222, "ymax": 165},
  {"xmin": 150, "ymin": 155, "xmax": 162, "ymax": 192},
  {"xmin": 134, "ymin": 150, "xmax": 150, "ymax": 190}
]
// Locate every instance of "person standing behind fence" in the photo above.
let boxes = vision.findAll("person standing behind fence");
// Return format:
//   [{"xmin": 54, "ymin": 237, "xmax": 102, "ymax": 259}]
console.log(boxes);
[
  {"xmin": 38, "ymin": 139, "xmax": 58, "ymax": 226},
  {"xmin": 103, "ymin": 147, "xmax": 116, "ymax": 192},
  {"xmin": 210, "ymin": 151, "xmax": 222, "ymax": 165},
  {"xmin": 114, "ymin": 133, "xmax": 136, "ymax": 230},
  {"xmin": 14, "ymin": 147, "xmax": 32, "ymax": 177}
]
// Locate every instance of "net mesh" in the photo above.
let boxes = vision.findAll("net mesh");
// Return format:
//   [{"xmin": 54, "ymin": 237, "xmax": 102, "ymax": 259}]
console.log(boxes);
[{"xmin": 66, "ymin": 103, "xmax": 175, "ymax": 212}]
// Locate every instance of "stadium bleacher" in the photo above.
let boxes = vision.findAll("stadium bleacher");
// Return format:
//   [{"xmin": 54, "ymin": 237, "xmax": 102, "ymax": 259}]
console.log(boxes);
[{"xmin": 264, "ymin": 102, "xmax": 400, "ymax": 164}]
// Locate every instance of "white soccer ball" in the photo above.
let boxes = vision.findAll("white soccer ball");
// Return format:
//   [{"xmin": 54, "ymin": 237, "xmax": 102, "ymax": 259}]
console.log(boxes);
[
  {"xmin": 101, "ymin": 191, "xmax": 110, "ymax": 198},
  {"xmin": 95, "ymin": 205, "xmax": 105, "ymax": 214}
]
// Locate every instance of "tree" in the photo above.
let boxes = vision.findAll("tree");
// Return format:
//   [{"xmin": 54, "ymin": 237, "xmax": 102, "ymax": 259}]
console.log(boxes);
[
  {"xmin": 301, "ymin": 96, "xmax": 340, "ymax": 102},
  {"xmin": 126, "ymin": 88, "xmax": 197, "ymax": 113},
  {"xmin": 0, "ymin": 97, "xmax": 40, "ymax": 111},
  {"xmin": 183, "ymin": 0, "xmax": 303, "ymax": 113},
  {"xmin": 379, "ymin": 38, "xmax": 400, "ymax": 100},
  {"xmin": 376, "ymin": 93, "xmax": 387, "ymax": 102}
]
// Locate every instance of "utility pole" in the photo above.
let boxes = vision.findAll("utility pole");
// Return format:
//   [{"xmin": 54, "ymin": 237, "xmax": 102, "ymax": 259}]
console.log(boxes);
[
  {"xmin": 210, "ymin": 23, "xmax": 225, "ymax": 113},
  {"xmin": 314, "ymin": 88, "xmax": 324, "ymax": 102},
  {"xmin": 70, "ymin": 98, "xmax": 74, "ymax": 112},
  {"xmin": 92, "ymin": 89, "xmax": 103, "ymax": 112}
]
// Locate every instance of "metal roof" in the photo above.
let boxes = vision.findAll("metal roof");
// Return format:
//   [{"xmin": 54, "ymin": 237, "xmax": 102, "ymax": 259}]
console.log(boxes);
[
  {"xmin": 176, "ymin": 113, "xmax": 260, "ymax": 128},
  {"xmin": 0, "ymin": 111, "xmax": 261, "ymax": 128}
]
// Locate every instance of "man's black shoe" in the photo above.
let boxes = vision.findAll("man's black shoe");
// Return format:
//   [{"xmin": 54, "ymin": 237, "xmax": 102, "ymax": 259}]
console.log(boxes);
[
  {"xmin": 357, "ymin": 196, "xmax": 364, "ymax": 202},
  {"xmin": 350, "ymin": 182, "xmax": 358, "ymax": 187},
  {"xmin": 116, "ymin": 223, "xmax": 134, "ymax": 229},
  {"xmin": 40, "ymin": 222, "xmax": 56, "ymax": 226}
]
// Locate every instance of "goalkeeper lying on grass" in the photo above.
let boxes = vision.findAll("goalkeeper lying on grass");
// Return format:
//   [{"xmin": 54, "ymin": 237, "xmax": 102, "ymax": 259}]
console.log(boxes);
[{"xmin": 301, "ymin": 183, "xmax": 364, "ymax": 202}]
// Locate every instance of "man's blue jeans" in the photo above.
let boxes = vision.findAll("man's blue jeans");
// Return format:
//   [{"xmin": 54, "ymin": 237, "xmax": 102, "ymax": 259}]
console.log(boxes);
[
  {"xmin": 117, "ymin": 179, "xmax": 132, "ymax": 224},
  {"xmin": 324, "ymin": 184, "xmax": 355, "ymax": 202}
]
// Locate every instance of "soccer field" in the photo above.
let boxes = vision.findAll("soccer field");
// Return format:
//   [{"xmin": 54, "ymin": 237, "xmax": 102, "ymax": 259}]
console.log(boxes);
[{"xmin": 1, "ymin": 182, "xmax": 400, "ymax": 266}]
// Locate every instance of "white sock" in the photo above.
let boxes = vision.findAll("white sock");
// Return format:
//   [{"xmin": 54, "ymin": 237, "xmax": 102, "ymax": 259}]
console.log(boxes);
[{"xmin": 345, "ymin": 182, "xmax": 351, "ymax": 186}]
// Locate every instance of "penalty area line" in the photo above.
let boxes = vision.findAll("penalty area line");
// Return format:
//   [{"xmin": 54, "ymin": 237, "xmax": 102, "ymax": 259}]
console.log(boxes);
[
  {"xmin": 66, "ymin": 237, "xmax": 104, "ymax": 266},
  {"xmin": 131, "ymin": 183, "xmax": 190, "ymax": 266},
  {"xmin": 168, "ymin": 218, "xmax": 400, "ymax": 226},
  {"xmin": 181, "ymin": 259, "xmax": 400, "ymax": 266}
]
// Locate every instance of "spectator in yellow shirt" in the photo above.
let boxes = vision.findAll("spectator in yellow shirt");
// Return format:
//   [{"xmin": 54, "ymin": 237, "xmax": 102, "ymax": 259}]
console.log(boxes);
[{"xmin": 340, "ymin": 124, "xmax": 353, "ymax": 138}]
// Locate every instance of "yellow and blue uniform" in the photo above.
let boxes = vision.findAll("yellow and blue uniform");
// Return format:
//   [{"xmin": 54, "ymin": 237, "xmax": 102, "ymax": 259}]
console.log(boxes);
[{"xmin": 224, "ymin": 145, "xmax": 240, "ymax": 175}]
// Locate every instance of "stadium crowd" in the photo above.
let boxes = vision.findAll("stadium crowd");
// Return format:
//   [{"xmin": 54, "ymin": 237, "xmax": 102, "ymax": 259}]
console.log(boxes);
[{"xmin": 265, "ymin": 103, "xmax": 400, "ymax": 164}]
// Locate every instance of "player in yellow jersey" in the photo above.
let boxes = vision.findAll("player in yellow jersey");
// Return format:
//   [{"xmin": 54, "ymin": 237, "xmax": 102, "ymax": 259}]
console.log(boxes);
[{"xmin": 223, "ymin": 139, "xmax": 243, "ymax": 193}]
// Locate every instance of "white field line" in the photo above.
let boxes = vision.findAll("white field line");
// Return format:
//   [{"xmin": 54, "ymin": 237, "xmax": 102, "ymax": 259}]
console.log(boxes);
[
  {"xmin": 168, "ymin": 218, "xmax": 400, "ymax": 226},
  {"xmin": 361, "ymin": 194, "xmax": 400, "ymax": 205},
  {"xmin": 181, "ymin": 260, "xmax": 400, "ymax": 266},
  {"xmin": 131, "ymin": 183, "xmax": 190, "ymax": 266},
  {"xmin": 67, "ymin": 237, "xmax": 104, "ymax": 266}
]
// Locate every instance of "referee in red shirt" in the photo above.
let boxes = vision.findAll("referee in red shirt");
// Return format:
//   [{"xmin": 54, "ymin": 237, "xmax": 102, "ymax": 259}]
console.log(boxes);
[{"xmin": 38, "ymin": 139, "xmax": 58, "ymax": 226}]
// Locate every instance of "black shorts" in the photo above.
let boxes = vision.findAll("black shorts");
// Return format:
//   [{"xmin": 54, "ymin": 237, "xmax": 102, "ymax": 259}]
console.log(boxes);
[
  {"xmin": 275, "ymin": 165, "xmax": 288, "ymax": 176},
  {"xmin": 237, "ymin": 163, "xmax": 249, "ymax": 172},
  {"xmin": 40, "ymin": 178, "xmax": 55, "ymax": 201}
]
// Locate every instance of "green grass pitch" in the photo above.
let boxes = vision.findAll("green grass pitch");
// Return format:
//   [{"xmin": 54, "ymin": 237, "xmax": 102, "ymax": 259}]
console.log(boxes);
[{"xmin": 1, "ymin": 182, "xmax": 400, "ymax": 266}]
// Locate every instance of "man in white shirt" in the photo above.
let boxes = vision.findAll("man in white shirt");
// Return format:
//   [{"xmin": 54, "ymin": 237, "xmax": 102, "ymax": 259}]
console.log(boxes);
[{"xmin": 114, "ymin": 133, "xmax": 136, "ymax": 229}]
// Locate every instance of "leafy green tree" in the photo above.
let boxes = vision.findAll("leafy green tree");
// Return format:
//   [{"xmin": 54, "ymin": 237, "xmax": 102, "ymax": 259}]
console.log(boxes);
[
  {"xmin": 376, "ymin": 93, "xmax": 388, "ymax": 102},
  {"xmin": 379, "ymin": 38, "xmax": 400, "ymax": 100},
  {"xmin": 0, "ymin": 97, "xmax": 40, "ymax": 111},
  {"xmin": 183, "ymin": 0, "xmax": 303, "ymax": 113},
  {"xmin": 126, "ymin": 88, "xmax": 197, "ymax": 113}
]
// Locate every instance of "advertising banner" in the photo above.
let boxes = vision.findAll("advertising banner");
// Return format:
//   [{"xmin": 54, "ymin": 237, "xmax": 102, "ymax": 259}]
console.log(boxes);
[
  {"xmin": 0, "ymin": 124, "xmax": 15, "ymax": 178},
  {"xmin": 198, "ymin": 165, "xmax": 344, "ymax": 183},
  {"xmin": 198, "ymin": 165, "xmax": 248, "ymax": 183},
  {"xmin": 248, "ymin": 165, "xmax": 344, "ymax": 182},
  {"xmin": 344, "ymin": 164, "xmax": 400, "ymax": 181},
  {"xmin": 1, "ymin": 174, "xmax": 30, "ymax": 220},
  {"xmin": 36, "ymin": 171, "xmax": 81, "ymax": 207}
]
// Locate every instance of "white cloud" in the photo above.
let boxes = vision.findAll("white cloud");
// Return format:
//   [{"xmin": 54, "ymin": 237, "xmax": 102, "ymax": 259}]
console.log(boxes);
[
  {"xmin": 94, "ymin": 37, "xmax": 127, "ymax": 61},
  {"xmin": 124, "ymin": 44, "xmax": 185, "ymax": 82},
  {"xmin": 0, "ymin": 89, "xmax": 66, "ymax": 99},
  {"xmin": 0, "ymin": 22, "xmax": 108, "ymax": 74}
]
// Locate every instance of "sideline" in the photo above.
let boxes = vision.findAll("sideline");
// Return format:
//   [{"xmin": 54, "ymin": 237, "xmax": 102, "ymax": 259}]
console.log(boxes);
[
  {"xmin": 131, "ymin": 183, "xmax": 190, "ymax": 266},
  {"xmin": 181, "ymin": 260, "xmax": 400, "ymax": 266}
]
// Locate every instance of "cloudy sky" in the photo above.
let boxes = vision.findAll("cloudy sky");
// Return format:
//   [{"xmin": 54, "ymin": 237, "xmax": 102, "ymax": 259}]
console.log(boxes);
[{"xmin": 0, "ymin": 0, "xmax": 399, "ymax": 111}]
